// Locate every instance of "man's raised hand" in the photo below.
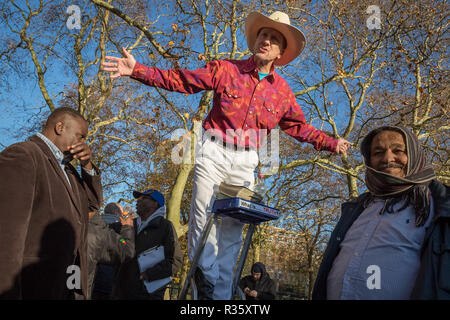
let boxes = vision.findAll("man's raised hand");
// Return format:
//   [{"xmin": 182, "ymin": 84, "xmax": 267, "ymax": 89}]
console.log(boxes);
[{"xmin": 102, "ymin": 47, "xmax": 136, "ymax": 79}]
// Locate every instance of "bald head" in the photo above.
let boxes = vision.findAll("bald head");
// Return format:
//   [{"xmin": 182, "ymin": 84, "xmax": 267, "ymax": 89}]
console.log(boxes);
[{"xmin": 44, "ymin": 107, "xmax": 86, "ymax": 131}]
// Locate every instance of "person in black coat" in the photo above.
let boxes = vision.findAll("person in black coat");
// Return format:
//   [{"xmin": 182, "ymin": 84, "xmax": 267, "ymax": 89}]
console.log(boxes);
[
  {"xmin": 87, "ymin": 203, "xmax": 135, "ymax": 300},
  {"xmin": 239, "ymin": 262, "xmax": 276, "ymax": 300},
  {"xmin": 112, "ymin": 189, "xmax": 183, "ymax": 300},
  {"xmin": 91, "ymin": 202, "xmax": 132, "ymax": 299}
]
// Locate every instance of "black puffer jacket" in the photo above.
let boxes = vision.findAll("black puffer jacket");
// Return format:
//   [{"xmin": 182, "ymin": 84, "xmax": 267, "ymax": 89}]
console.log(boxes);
[
  {"xmin": 87, "ymin": 213, "xmax": 135, "ymax": 299},
  {"xmin": 239, "ymin": 262, "xmax": 276, "ymax": 300}
]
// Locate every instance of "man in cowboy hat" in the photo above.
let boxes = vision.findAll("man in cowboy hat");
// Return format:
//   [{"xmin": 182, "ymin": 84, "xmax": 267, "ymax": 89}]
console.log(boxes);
[
  {"xmin": 312, "ymin": 126, "xmax": 450, "ymax": 299},
  {"xmin": 102, "ymin": 11, "xmax": 351, "ymax": 300}
]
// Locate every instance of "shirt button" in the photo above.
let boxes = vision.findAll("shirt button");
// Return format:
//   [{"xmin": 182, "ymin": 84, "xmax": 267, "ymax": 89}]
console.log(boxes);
[
  {"xmin": 245, "ymin": 124, "xmax": 248, "ymax": 128},
  {"xmin": 365, "ymin": 234, "xmax": 369, "ymax": 237},
  {"xmin": 253, "ymin": 98, "xmax": 256, "ymax": 101},
  {"xmin": 249, "ymin": 111, "xmax": 253, "ymax": 114},
  {"xmin": 354, "ymin": 252, "xmax": 359, "ymax": 256}
]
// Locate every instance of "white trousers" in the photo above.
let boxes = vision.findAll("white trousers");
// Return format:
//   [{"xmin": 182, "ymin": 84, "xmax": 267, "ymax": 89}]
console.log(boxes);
[{"xmin": 187, "ymin": 139, "xmax": 258, "ymax": 300}]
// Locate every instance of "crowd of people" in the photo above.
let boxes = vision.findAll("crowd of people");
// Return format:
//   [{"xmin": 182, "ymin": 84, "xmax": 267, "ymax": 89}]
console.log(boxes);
[{"xmin": 0, "ymin": 9, "xmax": 448, "ymax": 300}]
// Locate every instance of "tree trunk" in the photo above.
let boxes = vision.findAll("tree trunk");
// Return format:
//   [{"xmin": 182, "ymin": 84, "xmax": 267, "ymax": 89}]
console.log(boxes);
[
  {"xmin": 166, "ymin": 91, "xmax": 213, "ymax": 237},
  {"xmin": 307, "ymin": 252, "xmax": 314, "ymax": 300},
  {"xmin": 167, "ymin": 163, "xmax": 193, "ymax": 237},
  {"xmin": 253, "ymin": 244, "xmax": 260, "ymax": 263},
  {"xmin": 347, "ymin": 173, "xmax": 359, "ymax": 199}
]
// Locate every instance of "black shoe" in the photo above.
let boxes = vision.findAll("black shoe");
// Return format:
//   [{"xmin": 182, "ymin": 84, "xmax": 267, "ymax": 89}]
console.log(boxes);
[{"xmin": 194, "ymin": 268, "xmax": 214, "ymax": 300}]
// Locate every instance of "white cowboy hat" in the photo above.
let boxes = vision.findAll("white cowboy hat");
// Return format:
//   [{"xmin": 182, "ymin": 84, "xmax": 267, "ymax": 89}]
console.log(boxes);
[{"xmin": 245, "ymin": 11, "xmax": 306, "ymax": 66}]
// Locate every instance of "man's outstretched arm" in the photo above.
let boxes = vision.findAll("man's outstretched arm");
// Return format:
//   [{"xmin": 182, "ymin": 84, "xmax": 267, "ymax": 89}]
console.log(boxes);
[
  {"xmin": 102, "ymin": 47, "xmax": 217, "ymax": 94},
  {"xmin": 279, "ymin": 92, "xmax": 351, "ymax": 154}
]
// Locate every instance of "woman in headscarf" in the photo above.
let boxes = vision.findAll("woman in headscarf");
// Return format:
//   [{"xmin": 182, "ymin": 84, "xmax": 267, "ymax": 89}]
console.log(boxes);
[{"xmin": 312, "ymin": 125, "xmax": 450, "ymax": 300}]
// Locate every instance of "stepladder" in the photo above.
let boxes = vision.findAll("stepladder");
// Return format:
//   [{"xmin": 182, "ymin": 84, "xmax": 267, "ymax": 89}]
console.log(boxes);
[{"xmin": 178, "ymin": 197, "xmax": 280, "ymax": 300}]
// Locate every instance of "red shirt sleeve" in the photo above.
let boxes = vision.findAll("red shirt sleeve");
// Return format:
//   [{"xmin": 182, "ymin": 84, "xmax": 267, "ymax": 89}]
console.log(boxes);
[
  {"xmin": 130, "ymin": 61, "xmax": 220, "ymax": 94},
  {"xmin": 279, "ymin": 92, "xmax": 338, "ymax": 153}
]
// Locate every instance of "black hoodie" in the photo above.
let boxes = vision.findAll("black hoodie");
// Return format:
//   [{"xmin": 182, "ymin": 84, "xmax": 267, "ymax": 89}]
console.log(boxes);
[{"xmin": 239, "ymin": 262, "xmax": 276, "ymax": 300}]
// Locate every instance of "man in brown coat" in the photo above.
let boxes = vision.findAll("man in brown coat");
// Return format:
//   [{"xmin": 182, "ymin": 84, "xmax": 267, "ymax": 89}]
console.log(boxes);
[{"xmin": 0, "ymin": 107, "xmax": 103, "ymax": 299}]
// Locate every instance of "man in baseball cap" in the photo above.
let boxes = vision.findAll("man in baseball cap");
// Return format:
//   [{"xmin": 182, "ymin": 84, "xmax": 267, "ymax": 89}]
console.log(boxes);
[
  {"xmin": 133, "ymin": 189, "xmax": 165, "ymax": 208},
  {"xmin": 113, "ymin": 188, "xmax": 182, "ymax": 300},
  {"xmin": 103, "ymin": 10, "xmax": 351, "ymax": 300}
]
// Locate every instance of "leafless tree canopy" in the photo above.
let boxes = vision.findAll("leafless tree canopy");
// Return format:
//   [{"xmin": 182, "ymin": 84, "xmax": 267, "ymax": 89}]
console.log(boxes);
[{"xmin": 0, "ymin": 0, "xmax": 447, "ymax": 298}]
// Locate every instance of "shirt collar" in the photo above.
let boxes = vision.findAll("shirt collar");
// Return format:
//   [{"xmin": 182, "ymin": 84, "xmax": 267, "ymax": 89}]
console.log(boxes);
[
  {"xmin": 36, "ymin": 133, "xmax": 66, "ymax": 165},
  {"xmin": 242, "ymin": 56, "xmax": 276, "ymax": 83}
]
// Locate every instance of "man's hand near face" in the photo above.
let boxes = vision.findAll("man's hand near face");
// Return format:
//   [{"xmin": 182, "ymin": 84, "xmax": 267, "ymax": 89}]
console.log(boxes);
[{"xmin": 67, "ymin": 142, "xmax": 93, "ymax": 170}]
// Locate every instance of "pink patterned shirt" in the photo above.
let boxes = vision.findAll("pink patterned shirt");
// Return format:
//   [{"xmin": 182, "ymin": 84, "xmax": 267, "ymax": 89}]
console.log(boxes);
[{"xmin": 131, "ymin": 56, "xmax": 337, "ymax": 152}]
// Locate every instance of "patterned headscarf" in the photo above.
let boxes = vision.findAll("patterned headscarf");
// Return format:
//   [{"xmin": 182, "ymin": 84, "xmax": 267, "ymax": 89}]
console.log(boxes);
[{"xmin": 360, "ymin": 126, "xmax": 436, "ymax": 226}]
